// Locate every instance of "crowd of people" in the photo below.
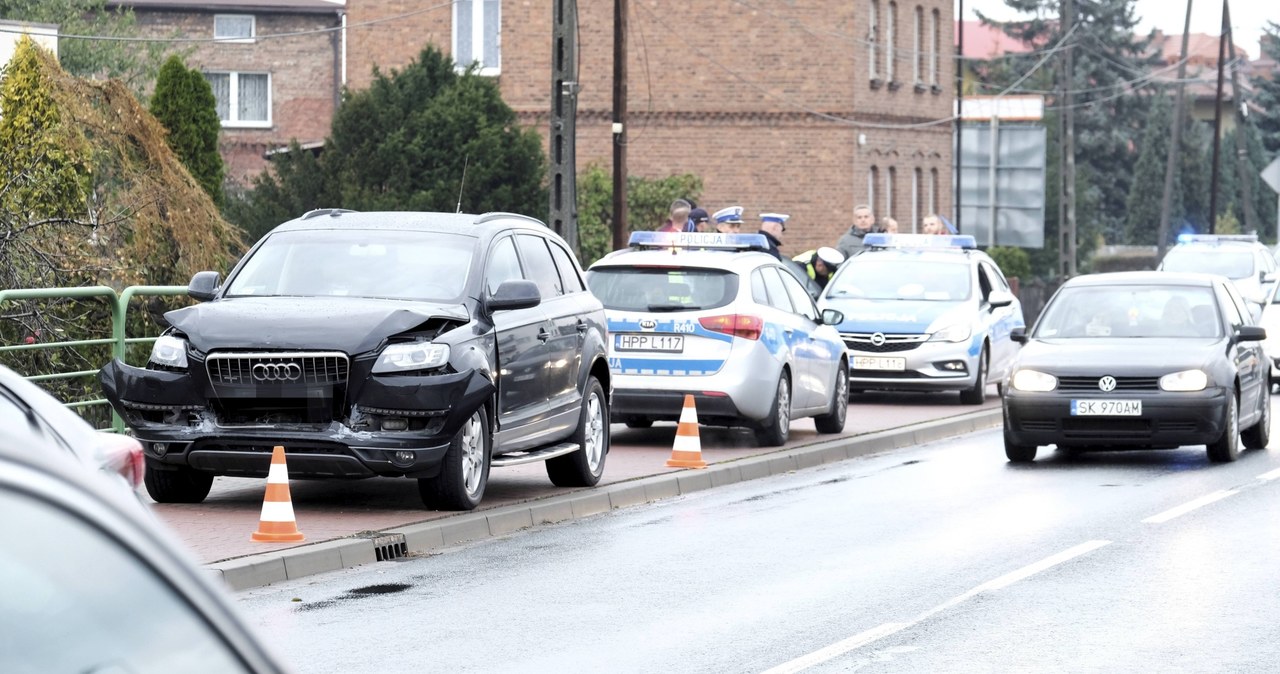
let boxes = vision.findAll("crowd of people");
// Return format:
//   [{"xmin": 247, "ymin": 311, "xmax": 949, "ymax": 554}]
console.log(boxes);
[{"xmin": 653, "ymin": 198, "xmax": 956, "ymax": 294}]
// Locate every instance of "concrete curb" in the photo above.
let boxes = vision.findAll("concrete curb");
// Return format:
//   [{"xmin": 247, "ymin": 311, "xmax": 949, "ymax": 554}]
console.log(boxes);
[{"xmin": 208, "ymin": 408, "xmax": 1002, "ymax": 591}]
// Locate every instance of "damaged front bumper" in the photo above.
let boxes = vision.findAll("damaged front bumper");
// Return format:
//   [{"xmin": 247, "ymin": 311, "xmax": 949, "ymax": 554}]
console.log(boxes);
[{"xmin": 99, "ymin": 359, "xmax": 493, "ymax": 479}]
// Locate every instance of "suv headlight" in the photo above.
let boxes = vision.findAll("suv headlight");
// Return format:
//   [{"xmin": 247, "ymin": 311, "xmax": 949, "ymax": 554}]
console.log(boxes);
[
  {"xmin": 929, "ymin": 322, "xmax": 971, "ymax": 343},
  {"xmin": 1011, "ymin": 369, "xmax": 1057, "ymax": 392},
  {"xmin": 1159, "ymin": 369, "xmax": 1207, "ymax": 392},
  {"xmin": 373, "ymin": 343, "xmax": 450, "ymax": 374},
  {"xmin": 149, "ymin": 335, "xmax": 189, "ymax": 369}
]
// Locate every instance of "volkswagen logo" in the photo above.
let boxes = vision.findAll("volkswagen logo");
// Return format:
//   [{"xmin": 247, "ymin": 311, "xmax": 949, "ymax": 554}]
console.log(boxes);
[
  {"xmin": 870, "ymin": 332, "xmax": 886, "ymax": 346},
  {"xmin": 1098, "ymin": 375, "xmax": 1117, "ymax": 392},
  {"xmin": 252, "ymin": 362, "xmax": 302, "ymax": 382},
  {"xmin": 640, "ymin": 319, "xmax": 657, "ymax": 330}
]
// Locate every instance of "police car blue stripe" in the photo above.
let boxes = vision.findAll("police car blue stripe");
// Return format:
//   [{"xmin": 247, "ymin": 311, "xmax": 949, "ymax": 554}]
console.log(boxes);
[{"xmin": 608, "ymin": 357, "xmax": 726, "ymax": 376}]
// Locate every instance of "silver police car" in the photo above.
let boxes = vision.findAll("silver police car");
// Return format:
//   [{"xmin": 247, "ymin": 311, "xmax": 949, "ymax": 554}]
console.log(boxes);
[
  {"xmin": 586, "ymin": 232, "xmax": 849, "ymax": 446},
  {"xmin": 818, "ymin": 234, "xmax": 1025, "ymax": 404}
]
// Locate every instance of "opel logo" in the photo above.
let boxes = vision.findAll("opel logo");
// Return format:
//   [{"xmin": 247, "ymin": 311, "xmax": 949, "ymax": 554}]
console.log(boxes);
[
  {"xmin": 640, "ymin": 319, "xmax": 657, "ymax": 330},
  {"xmin": 870, "ymin": 332, "xmax": 886, "ymax": 346},
  {"xmin": 252, "ymin": 362, "xmax": 302, "ymax": 382},
  {"xmin": 1098, "ymin": 375, "xmax": 1117, "ymax": 392}
]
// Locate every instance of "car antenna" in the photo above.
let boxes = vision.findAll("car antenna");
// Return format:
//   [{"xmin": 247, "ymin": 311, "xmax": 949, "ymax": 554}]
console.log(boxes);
[{"xmin": 455, "ymin": 155, "xmax": 470, "ymax": 214}]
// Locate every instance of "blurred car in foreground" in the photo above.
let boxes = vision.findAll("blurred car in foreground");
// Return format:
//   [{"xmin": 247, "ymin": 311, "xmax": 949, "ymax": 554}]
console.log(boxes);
[
  {"xmin": 0, "ymin": 412, "xmax": 287, "ymax": 673},
  {"xmin": 1003, "ymin": 271, "xmax": 1269, "ymax": 463},
  {"xmin": 1257, "ymin": 282, "xmax": 1280, "ymax": 385},
  {"xmin": 586, "ymin": 232, "xmax": 849, "ymax": 446},
  {"xmin": 818, "ymin": 234, "xmax": 1024, "ymax": 404},
  {"xmin": 0, "ymin": 364, "xmax": 143, "ymax": 495},
  {"xmin": 1157, "ymin": 233, "xmax": 1277, "ymax": 308}
]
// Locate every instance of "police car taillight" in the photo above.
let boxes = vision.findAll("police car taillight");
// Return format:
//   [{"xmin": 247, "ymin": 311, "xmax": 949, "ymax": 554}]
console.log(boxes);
[{"xmin": 699, "ymin": 314, "xmax": 763, "ymax": 340}]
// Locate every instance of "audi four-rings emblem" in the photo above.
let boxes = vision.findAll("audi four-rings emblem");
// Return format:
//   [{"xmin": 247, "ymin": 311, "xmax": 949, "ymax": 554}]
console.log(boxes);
[{"xmin": 252, "ymin": 362, "xmax": 303, "ymax": 382}]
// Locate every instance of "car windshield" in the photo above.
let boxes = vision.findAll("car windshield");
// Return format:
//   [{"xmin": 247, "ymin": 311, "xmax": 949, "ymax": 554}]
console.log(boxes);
[
  {"xmin": 1034, "ymin": 284, "xmax": 1222, "ymax": 339},
  {"xmin": 1161, "ymin": 248, "xmax": 1254, "ymax": 279},
  {"xmin": 586, "ymin": 267, "xmax": 738, "ymax": 312},
  {"xmin": 825, "ymin": 258, "xmax": 972, "ymax": 301},
  {"xmin": 225, "ymin": 230, "xmax": 474, "ymax": 301}
]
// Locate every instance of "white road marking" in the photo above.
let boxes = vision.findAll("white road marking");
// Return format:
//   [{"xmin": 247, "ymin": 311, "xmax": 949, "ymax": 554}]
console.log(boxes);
[
  {"xmin": 760, "ymin": 540, "xmax": 1111, "ymax": 673},
  {"xmin": 1141, "ymin": 489, "xmax": 1238, "ymax": 524},
  {"xmin": 1258, "ymin": 467, "xmax": 1280, "ymax": 482}
]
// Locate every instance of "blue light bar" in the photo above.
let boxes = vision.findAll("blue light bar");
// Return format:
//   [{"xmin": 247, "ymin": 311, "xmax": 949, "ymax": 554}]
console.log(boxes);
[
  {"xmin": 627, "ymin": 231, "xmax": 769, "ymax": 250},
  {"xmin": 863, "ymin": 233, "xmax": 976, "ymax": 250},
  {"xmin": 1176, "ymin": 233, "xmax": 1257, "ymax": 244}
]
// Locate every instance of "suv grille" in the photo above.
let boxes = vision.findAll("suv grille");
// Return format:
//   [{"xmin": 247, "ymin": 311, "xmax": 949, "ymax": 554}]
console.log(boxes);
[
  {"xmin": 840, "ymin": 332, "xmax": 928, "ymax": 353},
  {"xmin": 206, "ymin": 351, "xmax": 349, "ymax": 386}
]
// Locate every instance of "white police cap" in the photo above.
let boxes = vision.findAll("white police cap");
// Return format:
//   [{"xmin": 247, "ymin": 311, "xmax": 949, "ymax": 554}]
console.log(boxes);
[
  {"xmin": 713, "ymin": 206, "xmax": 744, "ymax": 224},
  {"xmin": 760, "ymin": 213, "xmax": 790, "ymax": 225},
  {"xmin": 816, "ymin": 246, "xmax": 845, "ymax": 267}
]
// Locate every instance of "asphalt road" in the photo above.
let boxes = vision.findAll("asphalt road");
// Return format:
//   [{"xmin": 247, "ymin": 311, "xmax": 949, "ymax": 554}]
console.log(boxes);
[
  {"xmin": 151, "ymin": 390, "xmax": 1000, "ymax": 564},
  {"xmin": 235, "ymin": 423, "xmax": 1280, "ymax": 673}
]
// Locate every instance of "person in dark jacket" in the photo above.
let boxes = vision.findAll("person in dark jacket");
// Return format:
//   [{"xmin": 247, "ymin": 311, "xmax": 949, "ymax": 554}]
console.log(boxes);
[{"xmin": 758, "ymin": 212, "xmax": 789, "ymax": 260}]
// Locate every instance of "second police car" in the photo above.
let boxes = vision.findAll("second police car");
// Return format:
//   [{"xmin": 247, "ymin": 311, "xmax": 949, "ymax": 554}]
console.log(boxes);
[
  {"xmin": 817, "ymin": 234, "xmax": 1025, "ymax": 404},
  {"xmin": 585, "ymin": 232, "xmax": 849, "ymax": 446}
]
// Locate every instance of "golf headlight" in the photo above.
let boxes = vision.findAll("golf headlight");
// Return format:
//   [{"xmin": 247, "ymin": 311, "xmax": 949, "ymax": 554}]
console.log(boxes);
[
  {"xmin": 929, "ymin": 322, "xmax": 971, "ymax": 343},
  {"xmin": 149, "ymin": 335, "xmax": 188, "ymax": 369},
  {"xmin": 1011, "ymin": 369, "xmax": 1057, "ymax": 392},
  {"xmin": 1160, "ymin": 369, "xmax": 1207, "ymax": 392},
  {"xmin": 373, "ymin": 343, "xmax": 450, "ymax": 374}
]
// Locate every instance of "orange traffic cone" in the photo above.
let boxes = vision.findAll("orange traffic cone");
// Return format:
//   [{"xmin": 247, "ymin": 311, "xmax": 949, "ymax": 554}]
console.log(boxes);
[
  {"xmin": 667, "ymin": 394, "xmax": 708, "ymax": 469},
  {"xmin": 251, "ymin": 445, "xmax": 305, "ymax": 542}
]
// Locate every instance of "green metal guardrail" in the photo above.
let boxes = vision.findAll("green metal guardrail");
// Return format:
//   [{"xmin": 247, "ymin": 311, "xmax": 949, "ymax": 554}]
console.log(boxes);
[{"xmin": 0, "ymin": 285, "xmax": 189, "ymax": 432}]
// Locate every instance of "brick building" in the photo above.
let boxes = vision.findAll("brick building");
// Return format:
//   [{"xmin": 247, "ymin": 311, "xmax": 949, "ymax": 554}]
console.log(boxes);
[
  {"xmin": 343, "ymin": 1, "xmax": 954, "ymax": 254},
  {"xmin": 109, "ymin": 0, "xmax": 345, "ymax": 189}
]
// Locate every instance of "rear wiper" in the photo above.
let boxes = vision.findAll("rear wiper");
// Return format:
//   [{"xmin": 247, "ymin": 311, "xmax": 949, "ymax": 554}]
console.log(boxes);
[{"xmin": 646, "ymin": 303, "xmax": 691, "ymax": 312}]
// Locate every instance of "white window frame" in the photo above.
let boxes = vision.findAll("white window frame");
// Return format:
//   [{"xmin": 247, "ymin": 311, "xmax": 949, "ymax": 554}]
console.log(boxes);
[
  {"xmin": 885, "ymin": 167, "xmax": 896, "ymax": 219},
  {"xmin": 930, "ymin": 168, "xmax": 939, "ymax": 214},
  {"xmin": 913, "ymin": 7, "xmax": 923, "ymax": 85},
  {"xmin": 868, "ymin": 0, "xmax": 880, "ymax": 81},
  {"xmin": 930, "ymin": 9, "xmax": 940, "ymax": 86},
  {"xmin": 206, "ymin": 71, "xmax": 272, "ymax": 129},
  {"xmin": 213, "ymin": 14, "xmax": 255, "ymax": 44},
  {"xmin": 885, "ymin": 1, "xmax": 897, "ymax": 83},
  {"xmin": 868, "ymin": 166, "xmax": 878, "ymax": 211},
  {"xmin": 912, "ymin": 168, "xmax": 921, "ymax": 232},
  {"xmin": 452, "ymin": 0, "xmax": 501, "ymax": 76}
]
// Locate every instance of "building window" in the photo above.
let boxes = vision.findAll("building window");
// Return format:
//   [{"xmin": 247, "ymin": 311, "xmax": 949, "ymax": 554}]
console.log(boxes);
[
  {"xmin": 913, "ymin": 7, "xmax": 924, "ymax": 86},
  {"xmin": 886, "ymin": 167, "xmax": 896, "ymax": 218},
  {"xmin": 868, "ymin": 166, "xmax": 878, "ymax": 212},
  {"xmin": 885, "ymin": 1, "xmax": 897, "ymax": 84},
  {"xmin": 213, "ymin": 14, "xmax": 254, "ymax": 43},
  {"xmin": 453, "ymin": 0, "xmax": 501, "ymax": 75},
  {"xmin": 930, "ymin": 9, "xmax": 940, "ymax": 87},
  {"xmin": 912, "ymin": 168, "xmax": 922, "ymax": 232},
  {"xmin": 930, "ymin": 168, "xmax": 939, "ymax": 214},
  {"xmin": 868, "ymin": 0, "xmax": 879, "ymax": 82},
  {"xmin": 204, "ymin": 72, "xmax": 271, "ymax": 127}
]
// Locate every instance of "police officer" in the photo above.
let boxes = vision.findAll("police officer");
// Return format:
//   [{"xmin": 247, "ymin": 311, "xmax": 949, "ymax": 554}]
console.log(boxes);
[
  {"xmin": 758, "ymin": 212, "xmax": 789, "ymax": 260},
  {"xmin": 712, "ymin": 206, "xmax": 744, "ymax": 233},
  {"xmin": 792, "ymin": 246, "xmax": 846, "ymax": 291}
]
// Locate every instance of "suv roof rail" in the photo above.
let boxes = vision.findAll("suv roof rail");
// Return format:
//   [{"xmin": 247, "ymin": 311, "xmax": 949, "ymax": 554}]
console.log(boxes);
[
  {"xmin": 300, "ymin": 208, "xmax": 358, "ymax": 220},
  {"xmin": 473, "ymin": 212, "xmax": 547, "ymax": 227}
]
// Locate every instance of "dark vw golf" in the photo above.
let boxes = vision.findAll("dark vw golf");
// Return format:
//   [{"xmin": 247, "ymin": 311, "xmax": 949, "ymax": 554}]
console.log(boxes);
[
  {"xmin": 100, "ymin": 210, "xmax": 611, "ymax": 510},
  {"xmin": 1002, "ymin": 272, "xmax": 1269, "ymax": 463}
]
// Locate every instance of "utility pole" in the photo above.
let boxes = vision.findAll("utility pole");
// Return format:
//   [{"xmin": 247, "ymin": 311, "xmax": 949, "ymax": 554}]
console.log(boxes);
[
  {"xmin": 1157, "ymin": 0, "xmax": 1194, "ymax": 260},
  {"xmin": 1225, "ymin": 1, "xmax": 1258, "ymax": 233},
  {"xmin": 550, "ymin": 0, "xmax": 580, "ymax": 251},
  {"xmin": 1207, "ymin": 0, "xmax": 1228, "ymax": 232},
  {"xmin": 612, "ymin": 0, "xmax": 628, "ymax": 250},
  {"xmin": 955, "ymin": 0, "xmax": 964, "ymax": 232},
  {"xmin": 1060, "ymin": 0, "xmax": 1078, "ymax": 277}
]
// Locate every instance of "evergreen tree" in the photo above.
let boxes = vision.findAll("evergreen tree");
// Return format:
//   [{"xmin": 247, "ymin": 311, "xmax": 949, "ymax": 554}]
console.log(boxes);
[
  {"xmin": 151, "ymin": 55, "xmax": 224, "ymax": 205},
  {"xmin": 1251, "ymin": 23, "xmax": 1280, "ymax": 159},
  {"xmin": 1217, "ymin": 121, "xmax": 1278, "ymax": 239},
  {"xmin": 1178, "ymin": 119, "xmax": 1212, "ymax": 236},
  {"xmin": 224, "ymin": 46, "xmax": 547, "ymax": 243},
  {"xmin": 1124, "ymin": 96, "xmax": 1173, "ymax": 244}
]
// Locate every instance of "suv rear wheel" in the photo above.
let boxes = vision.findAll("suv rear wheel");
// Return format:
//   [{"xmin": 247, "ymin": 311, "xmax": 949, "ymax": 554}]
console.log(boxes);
[{"xmin": 547, "ymin": 377, "xmax": 609, "ymax": 487}]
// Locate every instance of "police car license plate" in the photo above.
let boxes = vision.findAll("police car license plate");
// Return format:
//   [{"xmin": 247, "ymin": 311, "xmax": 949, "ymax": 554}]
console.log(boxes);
[
  {"xmin": 616, "ymin": 334, "xmax": 684, "ymax": 353},
  {"xmin": 851, "ymin": 356, "xmax": 906, "ymax": 371},
  {"xmin": 1071, "ymin": 400, "xmax": 1141, "ymax": 416}
]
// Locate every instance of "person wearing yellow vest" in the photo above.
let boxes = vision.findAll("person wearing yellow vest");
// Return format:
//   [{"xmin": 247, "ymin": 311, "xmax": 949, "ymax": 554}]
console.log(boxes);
[{"xmin": 792, "ymin": 246, "xmax": 846, "ymax": 291}]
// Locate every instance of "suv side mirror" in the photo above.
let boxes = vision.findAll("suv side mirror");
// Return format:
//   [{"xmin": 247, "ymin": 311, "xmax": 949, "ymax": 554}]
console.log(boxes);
[
  {"xmin": 488, "ymin": 280, "xmax": 541, "ymax": 312},
  {"xmin": 821, "ymin": 308, "xmax": 845, "ymax": 326},
  {"xmin": 1011, "ymin": 326, "xmax": 1028, "ymax": 344},
  {"xmin": 187, "ymin": 271, "xmax": 221, "ymax": 301}
]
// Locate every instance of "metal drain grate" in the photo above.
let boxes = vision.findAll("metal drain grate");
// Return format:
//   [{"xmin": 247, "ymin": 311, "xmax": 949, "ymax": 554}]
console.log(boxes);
[{"xmin": 352, "ymin": 531, "xmax": 408, "ymax": 561}]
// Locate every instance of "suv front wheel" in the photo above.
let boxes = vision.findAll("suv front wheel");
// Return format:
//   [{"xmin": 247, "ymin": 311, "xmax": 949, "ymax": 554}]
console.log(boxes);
[{"xmin": 419, "ymin": 407, "xmax": 490, "ymax": 510}]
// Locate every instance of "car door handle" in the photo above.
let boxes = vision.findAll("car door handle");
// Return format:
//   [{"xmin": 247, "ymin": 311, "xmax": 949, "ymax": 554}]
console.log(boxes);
[
  {"xmin": 575, "ymin": 319, "xmax": 589, "ymax": 333},
  {"xmin": 538, "ymin": 328, "xmax": 551, "ymax": 342}
]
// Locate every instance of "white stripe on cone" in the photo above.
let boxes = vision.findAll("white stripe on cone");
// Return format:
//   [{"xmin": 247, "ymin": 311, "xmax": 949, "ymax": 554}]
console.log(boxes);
[
  {"xmin": 259, "ymin": 499, "xmax": 297, "ymax": 523},
  {"xmin": 267, "ymin": 462, "xmax": 289, "ymax": 482},
  {"xmin": 673, "ymin": 433, "xmax": 702, "ymax": 453},
  {"xmin": 679, "ymin": 404, "xmax": 699, "ymax": 425}
]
